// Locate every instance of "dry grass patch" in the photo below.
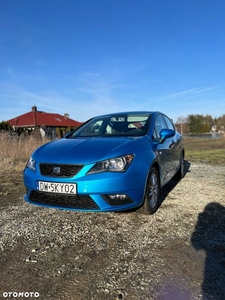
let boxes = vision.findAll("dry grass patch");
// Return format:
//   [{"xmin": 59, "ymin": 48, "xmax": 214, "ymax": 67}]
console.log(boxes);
[
  {"xmin": 0, "ymin": 133, "xmax": 48, "ymax": 206},
  {"xmin": 0, "ymin": 133, "xmax": 47, "ymax": 168}
]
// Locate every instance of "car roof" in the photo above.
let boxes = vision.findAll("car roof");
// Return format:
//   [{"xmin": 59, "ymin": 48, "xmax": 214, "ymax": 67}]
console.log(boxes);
[{"xmin": 94, "ymin": 111, "xmax": 160, "ymax": 118}]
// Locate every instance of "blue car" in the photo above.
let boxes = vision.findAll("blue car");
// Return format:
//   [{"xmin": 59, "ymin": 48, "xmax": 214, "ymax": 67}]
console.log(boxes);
[{"xmin": 23, "ymin": 111, "xmax": 184, "ymax": 214}]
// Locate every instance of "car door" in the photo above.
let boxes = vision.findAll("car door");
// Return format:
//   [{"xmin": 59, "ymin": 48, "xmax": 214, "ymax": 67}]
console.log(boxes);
[{"xmin": 152, "ymin": 114, "xmax": 175, "ymax": 185}]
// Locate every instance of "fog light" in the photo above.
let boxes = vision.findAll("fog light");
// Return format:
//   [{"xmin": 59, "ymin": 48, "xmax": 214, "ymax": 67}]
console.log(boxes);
[
  {"xmin": 102, "ymin": 194, "xmax": 133, "ymax": 206},
  {"xmin": 108, "ymin": 194, "xmax": 128, "ymax": 200}
]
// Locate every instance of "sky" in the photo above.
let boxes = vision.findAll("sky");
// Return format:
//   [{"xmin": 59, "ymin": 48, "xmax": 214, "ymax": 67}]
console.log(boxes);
[{"xmin": 1, "ymin": 0, "xmax": 225, "ymax": 123}]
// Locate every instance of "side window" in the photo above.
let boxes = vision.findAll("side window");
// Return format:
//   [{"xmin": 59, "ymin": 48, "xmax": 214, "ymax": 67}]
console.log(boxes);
[
  {"xmin": 163, "ymin": 115, "xmax": 175, "ymax": 130},
  {"xmin": 153, "ymin": 114, "xmax": 167, "ymax": 139}
]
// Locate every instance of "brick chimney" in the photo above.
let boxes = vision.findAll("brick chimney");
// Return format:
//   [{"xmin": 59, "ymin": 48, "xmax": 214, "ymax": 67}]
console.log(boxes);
[{"xmin": 32, "ymin": 105, "xmax": 37, "ymax": 112}]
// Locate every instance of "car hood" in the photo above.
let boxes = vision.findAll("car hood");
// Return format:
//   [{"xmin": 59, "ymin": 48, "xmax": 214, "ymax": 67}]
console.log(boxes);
[{"xmin": 33, "ymin": 136, "xmax": 149, "ymax": 164}]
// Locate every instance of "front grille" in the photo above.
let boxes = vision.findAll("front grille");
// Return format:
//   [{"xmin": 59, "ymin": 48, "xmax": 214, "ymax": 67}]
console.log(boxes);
[
  {"xmin": 39, "ymin": 164, "xmax": 83, "ymax": 177},
  {"xmin": 29, "ymin": 191, "xmax": 100, "ymax": 210}
]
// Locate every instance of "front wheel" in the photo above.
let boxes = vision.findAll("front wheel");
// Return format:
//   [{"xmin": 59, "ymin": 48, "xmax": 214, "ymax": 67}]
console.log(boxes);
[{"xmin": 138, "ymin": 167, "xmax": 160, "ymax": 215}]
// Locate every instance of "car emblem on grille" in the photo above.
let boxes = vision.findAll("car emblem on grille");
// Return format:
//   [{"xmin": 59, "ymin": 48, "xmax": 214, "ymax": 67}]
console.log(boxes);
[{"xmin": 53, "ymin": 166, "xmax": 61, "ymax": 175}]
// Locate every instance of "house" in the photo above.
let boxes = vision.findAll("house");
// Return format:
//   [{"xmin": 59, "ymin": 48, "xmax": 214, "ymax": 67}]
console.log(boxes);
[{"xmin": 7, "ymin": 106, "xmax": 83, "ymax": 138}]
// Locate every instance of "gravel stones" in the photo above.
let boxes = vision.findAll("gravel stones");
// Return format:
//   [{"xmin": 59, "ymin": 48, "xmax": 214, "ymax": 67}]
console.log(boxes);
[{"xmin": 0, "ymin": 162, "xmax": 225, "ymax": 299}]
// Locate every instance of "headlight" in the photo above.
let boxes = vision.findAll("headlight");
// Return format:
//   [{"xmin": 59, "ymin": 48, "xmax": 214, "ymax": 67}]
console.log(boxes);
[
  {"xmin": 87, "ymin": 154, "xmax": 134, "ymax": 174},
  {"xmin": 26, "ymin": 156, "xmax": 36, "ymax": 172}
]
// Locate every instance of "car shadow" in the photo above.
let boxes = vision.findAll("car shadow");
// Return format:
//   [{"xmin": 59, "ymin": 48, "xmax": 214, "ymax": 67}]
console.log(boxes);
[
  {"xmin": 191, "ymin": 202, "xmax": 225, "ymax": 299},
  {"xmin": 158, "ymin": 160, "xmax": 191, "ymax": 206}
]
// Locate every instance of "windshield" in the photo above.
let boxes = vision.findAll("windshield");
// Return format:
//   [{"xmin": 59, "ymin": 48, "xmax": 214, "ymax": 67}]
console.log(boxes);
[{"xmin": 68, "ymin": 113, "xmax": 152, "ymax": 138}]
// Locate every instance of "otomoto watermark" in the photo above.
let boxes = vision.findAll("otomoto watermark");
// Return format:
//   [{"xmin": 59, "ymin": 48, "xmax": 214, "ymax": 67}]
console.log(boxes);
[{"xmin": 2, "ymin": 292, "xmax": 39, "ymax": 298}]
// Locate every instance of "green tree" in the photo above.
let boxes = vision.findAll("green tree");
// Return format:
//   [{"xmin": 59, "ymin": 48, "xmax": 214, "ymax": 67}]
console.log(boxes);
[
  {"xmin": 188, "ymin": 114, "xmax": 214, "ymax": 133},
  {"xmin": 215, "ymin": 114, "xmax": 225, "ymax": 131},
  {"xmin": 0, "ymin": 121, "xmax": 11, "ymax": 131},
  {"xmin": 202, "ymin": 123, "xmax": 211, "ymax": 133},
  {"xmin": 188, "ymin": 114, "xmax": 205, "ymax": 133}
]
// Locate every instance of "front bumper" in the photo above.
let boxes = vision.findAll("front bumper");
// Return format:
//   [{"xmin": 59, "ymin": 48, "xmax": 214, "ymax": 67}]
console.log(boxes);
[{"xmin": 23, "ymin": 159, "xmax": 149, "ymax": 212}]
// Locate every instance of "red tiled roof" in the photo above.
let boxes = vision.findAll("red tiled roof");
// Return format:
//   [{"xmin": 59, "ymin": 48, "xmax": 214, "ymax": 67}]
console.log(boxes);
[{"xmin": 7, "ymin": 109, "xmax": 83, "ymax": 128}]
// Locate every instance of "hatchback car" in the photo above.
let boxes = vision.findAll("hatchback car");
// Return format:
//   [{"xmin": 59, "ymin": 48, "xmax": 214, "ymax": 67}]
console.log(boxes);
[{"xmin": 24, "ymin": 111, "xmax": 184, "ymax": 214}]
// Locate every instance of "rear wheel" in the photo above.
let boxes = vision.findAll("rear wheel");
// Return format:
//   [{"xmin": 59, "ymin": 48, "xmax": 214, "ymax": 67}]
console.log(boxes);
[{"xmin": 138, "ymin": 167, "xmax": 160, "ymax": 215}]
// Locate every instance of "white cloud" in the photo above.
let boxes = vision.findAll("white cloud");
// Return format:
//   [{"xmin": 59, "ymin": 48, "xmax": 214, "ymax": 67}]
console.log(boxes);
[
  {"xmin": 167, "ymin": 86, "xmax": 219, "ymax": 99},
  {"xmin": 0, "ymin": 82, "xmax": 130, "ymax": 122}
]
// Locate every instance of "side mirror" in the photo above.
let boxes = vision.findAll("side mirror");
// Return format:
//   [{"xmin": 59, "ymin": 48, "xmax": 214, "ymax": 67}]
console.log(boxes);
[{"xmin": 159, "ymin": 129, "xmax": 175, "ymax": 143}]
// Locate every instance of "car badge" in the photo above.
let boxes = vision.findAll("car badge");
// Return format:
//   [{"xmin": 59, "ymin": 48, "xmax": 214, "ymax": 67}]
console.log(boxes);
[{"xmin": 53, "ymin": 166, "xmax": 61, "ymax": 175}]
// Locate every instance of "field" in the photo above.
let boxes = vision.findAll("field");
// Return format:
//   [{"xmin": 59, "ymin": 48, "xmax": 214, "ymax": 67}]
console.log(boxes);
[{"xmin": 183, "ymin": 137, "xmax": 225, "ymax": 165}]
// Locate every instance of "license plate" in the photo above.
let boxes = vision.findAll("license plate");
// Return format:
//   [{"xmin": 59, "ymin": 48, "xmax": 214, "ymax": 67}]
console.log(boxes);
[{"xmin": 37, "ymin": 181, "xmax": 77, "ymax": 194}]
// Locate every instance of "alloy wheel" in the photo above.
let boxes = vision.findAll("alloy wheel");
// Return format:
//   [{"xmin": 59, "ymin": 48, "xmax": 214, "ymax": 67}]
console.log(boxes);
[{"xmin": 149, "ymin": 171, "xmax": 159, "ymax": 208}]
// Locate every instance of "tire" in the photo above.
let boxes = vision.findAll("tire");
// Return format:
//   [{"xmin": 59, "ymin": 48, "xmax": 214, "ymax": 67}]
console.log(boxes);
[
  {"xmin": 138, "ymin": 167, "xmax": 160, "ymax": 215},
  {"xmin": 176, "ymin": 153, "xmax": 185, "ymax": 179}
]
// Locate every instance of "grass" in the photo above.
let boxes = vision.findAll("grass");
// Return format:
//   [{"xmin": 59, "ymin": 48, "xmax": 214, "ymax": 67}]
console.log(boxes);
[
  {"xmin": 0, "ymin": 133, "xmax": 47, "ymax": 172},
  {"xmin": 183, "ymin": 137, "xmax": 225, "ymax": 165},
  {"xmin": 0, "ymin": 133, "xmax": 48, "ymax": 202}
]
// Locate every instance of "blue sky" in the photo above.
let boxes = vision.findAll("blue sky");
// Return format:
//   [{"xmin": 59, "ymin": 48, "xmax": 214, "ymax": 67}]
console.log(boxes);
[{"xmin": 1, "ymin": 0, "xmax": 225, "ymax": 123}]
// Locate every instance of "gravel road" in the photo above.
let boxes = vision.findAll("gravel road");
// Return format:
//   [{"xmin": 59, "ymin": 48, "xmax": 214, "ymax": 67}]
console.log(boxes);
[{"xmin": 0, "ymin": 162, "xmax": 225, "ymax": 300}]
